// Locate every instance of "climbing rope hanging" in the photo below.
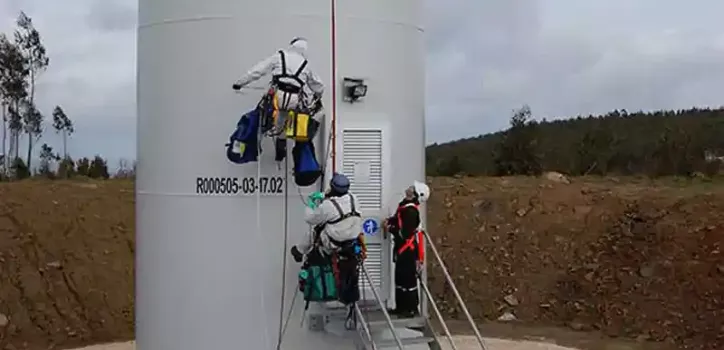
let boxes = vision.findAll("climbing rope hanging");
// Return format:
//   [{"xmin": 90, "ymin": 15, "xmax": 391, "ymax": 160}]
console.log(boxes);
[
  {"xmin": 276, "ymin": 138, "xmax": 291, "ymax": 350},
  {"xmin": 256, "ymin": 118, "xmax": 273, "ymax": 349},
  {"xmin": 275, "ymin": 95, "xmax": 339, "ymax": 347}
]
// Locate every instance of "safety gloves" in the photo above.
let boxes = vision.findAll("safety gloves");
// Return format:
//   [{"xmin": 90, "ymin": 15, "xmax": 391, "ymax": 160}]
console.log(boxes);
[
  {"xmin": 290, "ymin": 246, "xmax": 304, "ymax": 263},
  {"xmin": 306, "ymin": 191, "xmax": 324, "ymax": 209}
]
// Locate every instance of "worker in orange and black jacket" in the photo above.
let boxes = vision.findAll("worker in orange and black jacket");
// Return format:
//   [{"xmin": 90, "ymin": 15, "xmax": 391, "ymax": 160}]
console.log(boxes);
[{"xmin": 383, "ymin": 180, "xmax": 430, "ymax": 318}]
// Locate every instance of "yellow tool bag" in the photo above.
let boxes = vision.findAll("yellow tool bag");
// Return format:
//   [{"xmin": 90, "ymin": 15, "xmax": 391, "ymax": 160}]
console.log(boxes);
[{"xmin": 285, "ymin": 111, "xmax": 320, "ymax": 142}]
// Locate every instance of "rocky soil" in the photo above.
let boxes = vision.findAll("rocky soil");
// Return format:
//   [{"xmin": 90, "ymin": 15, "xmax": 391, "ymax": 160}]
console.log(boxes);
[
  {"xmin": 427, "ymin": 175, "xmax": 724, "ymax": 350},
  {"xmin": 0, "ymin": 176, "xmax": 722, "ymax": 349}
]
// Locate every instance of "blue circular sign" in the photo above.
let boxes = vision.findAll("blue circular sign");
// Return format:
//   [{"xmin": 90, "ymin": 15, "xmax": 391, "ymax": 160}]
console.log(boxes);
[{"xmin": 362, "ymin": 218, "xmax": 379, "ymax": 236}]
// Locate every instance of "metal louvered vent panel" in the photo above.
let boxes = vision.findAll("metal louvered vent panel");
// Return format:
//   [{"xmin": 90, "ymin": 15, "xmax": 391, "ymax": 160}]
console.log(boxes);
[
  {"xmin": 342, "ymin": 129, "xmax": 382, "ymax": 211},
  {"xmin": 342, "ymin": 129, "xmax": 384, "ymax": 294},
  {"xmin": 360, "ymin": 243, "xmax": 383, "ymax": 291}
]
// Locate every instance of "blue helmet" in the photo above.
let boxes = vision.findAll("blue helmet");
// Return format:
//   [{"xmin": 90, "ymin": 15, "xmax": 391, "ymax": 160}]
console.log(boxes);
[{"xmin": 330, "ymin": 173, "xmax": 350, "ymax": 194}]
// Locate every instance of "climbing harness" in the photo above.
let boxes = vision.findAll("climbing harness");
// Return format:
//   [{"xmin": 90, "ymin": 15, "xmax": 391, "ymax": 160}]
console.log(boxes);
[
  {"xmin": 397, "ymin": 231, "xmax": 425, "ymax": 260},
  {"xmin": 272, "ymin": 50, "xmax": 308, "ymax": 96},
  {"xmin": 327, "ymin": 194, "xmax": 361, "ymax": 224},
  {"xmin": 395, "ymin": 202, "xmax": 425, "ymax": 261},
  {"xmin": 267, "ymin": 50, "xmax": 309, "ymax": 137}
]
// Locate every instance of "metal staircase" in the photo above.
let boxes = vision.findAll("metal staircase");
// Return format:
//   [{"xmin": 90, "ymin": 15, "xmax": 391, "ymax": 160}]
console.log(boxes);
[{"xmin": 324, "ymin": 230, "xmax": 489, "ymax": 349}]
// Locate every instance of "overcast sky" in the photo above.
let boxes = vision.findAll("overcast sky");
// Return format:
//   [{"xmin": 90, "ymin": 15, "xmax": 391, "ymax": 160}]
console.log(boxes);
[{"xmin": 1, "ymin": 0, "xmax": 723, "ymax": 165}]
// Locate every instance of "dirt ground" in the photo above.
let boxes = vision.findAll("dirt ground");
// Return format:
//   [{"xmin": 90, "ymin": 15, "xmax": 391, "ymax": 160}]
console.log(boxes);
[
  {"xmin": 0, "ymin": 176, "xmax": 722, "ymax": 350},
  {"xmin": 0, "ymin": 180, "xmax": 135, "ymax": 350},
  {"xmin": 427, "ymin": 175, "xmax": 724, "ymax": 350}
]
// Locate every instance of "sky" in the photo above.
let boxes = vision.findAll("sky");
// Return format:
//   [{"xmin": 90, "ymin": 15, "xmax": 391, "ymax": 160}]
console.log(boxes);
[{"xmin": 1, "ymin": 0, "xmax": 723, "ymax": 167}]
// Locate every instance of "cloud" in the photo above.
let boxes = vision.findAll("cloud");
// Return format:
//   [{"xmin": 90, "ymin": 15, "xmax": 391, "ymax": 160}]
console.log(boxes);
[
  {"xmin": 85, "ymin": 0, "xmax": 137, "ymax": 32},
  {"xmin": 1, "ymin": 0, "xmax": 723, "ymax": 164},
  {"xmin": 423, "ymin": 0, "xmax": 724, "ymax": 143},
  {"xmin": 0, "ymin": 0, "xmax": 137, "ymax": 165}
]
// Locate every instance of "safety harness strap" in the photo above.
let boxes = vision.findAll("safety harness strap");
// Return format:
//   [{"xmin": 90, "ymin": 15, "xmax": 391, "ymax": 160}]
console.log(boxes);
[
  {"xmin": 279, "ymin": 50, "xmax": 286, "ymax": 74},
  {"xmin": 294, "ymin": 59, "xmax": 308, "ymax": 78},
  {"xmin": 327, "ymin": 194, "xmax": 360, "ymax": 225},
  {"xmin": 396, "ymin": 202, "xmax": 425, "ymax": 261},
  {"xmin": 397, "ymin": 230, "xmax": 424, "ymax": 260},
  {"xmin": 272, "ymin": 50, "xmax": 307, "ymax": 94}
]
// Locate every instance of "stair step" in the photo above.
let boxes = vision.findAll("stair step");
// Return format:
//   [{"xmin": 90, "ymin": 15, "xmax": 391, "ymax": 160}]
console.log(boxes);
[
  {"xmin": 324, "ymin": 318, "xmax": 357, "ymax": 338},
  {"xmin": 360, "ymin": 334, "xmax": 434, "ymax": 348},
  {"xmin": 323, "ymin": 299, "xmax": 382, "ymax": 310},
  {"xmin": 326, "ymin": 308, "xmax": 426, "ymax": 330},
  {"xmin": 364, "ymin": 315, "xmax": 426, "ymax": 330}
]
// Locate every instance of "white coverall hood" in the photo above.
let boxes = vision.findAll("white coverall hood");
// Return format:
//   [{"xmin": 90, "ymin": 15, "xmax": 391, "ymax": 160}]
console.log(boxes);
[{"xmin": 289, "ymin": 37, "xmax": 308, "ymax": 57}]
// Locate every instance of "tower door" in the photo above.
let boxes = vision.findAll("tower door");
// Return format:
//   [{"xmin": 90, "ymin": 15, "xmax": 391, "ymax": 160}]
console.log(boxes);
[{"xmin": 341, "ymin": 128, "xmax": 391, "ymax": 304}]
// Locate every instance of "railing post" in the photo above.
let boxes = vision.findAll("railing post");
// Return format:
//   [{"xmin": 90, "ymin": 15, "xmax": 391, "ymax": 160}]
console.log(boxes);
[
  {"xmin": 418, "ymin": 278, "xmax": 458, "ymax": 350},
  {"xmin": 354, "ymin": 303, "xmax": 378, "ymax": 350},
  {"xmin": 361, "ymin": 264, "xmax": 404, "ymax": 349},
  {"xmin": 421, "ymin": 230, "xmax": 488, "ymax": 350}
]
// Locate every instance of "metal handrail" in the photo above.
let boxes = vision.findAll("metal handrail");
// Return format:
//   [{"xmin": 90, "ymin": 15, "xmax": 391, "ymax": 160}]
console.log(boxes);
[
  {"xmin": 418, "ymin": 277, "xmax": 458, "ymax": 350},
  {"xmin": 354, "ymin": 303, "xmax": 378, "ymax": 350},
  {"xmin": 360, "ymin": 264, "xmax": 404, "ymax": 349},
  {"xmin": 422, "ymin": 230, "xmax": 488, "ymax": 349}
]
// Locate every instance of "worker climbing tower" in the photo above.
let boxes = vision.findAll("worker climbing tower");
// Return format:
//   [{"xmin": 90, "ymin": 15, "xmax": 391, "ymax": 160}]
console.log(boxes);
[{"xmin": 136, "ymin": 0, "xmax": 485, "ymax": 349}]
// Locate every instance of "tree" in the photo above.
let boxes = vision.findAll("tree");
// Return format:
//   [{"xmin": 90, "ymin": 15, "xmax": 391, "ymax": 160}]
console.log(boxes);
[
  {"xmin": 0, "ymin": 36, "xmax": 8, "ymax": 170},
  {"xmin": 88, "ymin": 155, "xmax": 109, "ymax": 179},
  {"xmin": 493, "ymin": 105, "xmax": 542, "ymax": 176},
  {"xmin": 14, "ymin": 12, "xmax": 48, "ymax": 105},
  {"xmin": 438, "ymin": 155, "xmax": 463, "ymax": 176},
  {"xmin": 14, "ymin": 11, "xmax": 49, "ymax": 169},
  {"xmin": 52, "ymin": 106, "xmax": 73, "ymax": 158},
  {"xmin": 21, "ymin": 99, "xmax": 43, "ymax": 168},
  {"xmin": 10, "ymin": 157, "xmax": 29, "ymax": 179},
  {"xmin": 115, "ymin": 158, "xmax": 135, "ymax": 178},
  {"xmin": 0, "ymin": 34, "xmax": 29, "ymax": 168},
  {"xmin": 426, "ymin": 106, "xmax": 724, "ymax": 177},
  {"xmin": 76, "ymin": 157, "xmax": 90, "ymax": 176},
  {"xmin": 38, "ymin": 143, "xmax": 59, "ymax": 177},
  {"xmin": 57, "ymin": 155, "xmax": 76, "ymax": 178},
  {"xmin": 1, "ymin": 99, "xmax": 6, "ymax": 175}
]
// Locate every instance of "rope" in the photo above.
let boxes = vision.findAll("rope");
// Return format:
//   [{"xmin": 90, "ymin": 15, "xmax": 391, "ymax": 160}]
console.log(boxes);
[
  {"xmin": 256, "ymin": 118, "xmax": 272, "ymax": 349},
  {"xmin": 275, "ymin": 103, "xmax": 335, "ymax": 347},
  {"xmin": 279, "ymin": 287, "xmax": 300, "ymax": 343},
  {"xmin": 276, "ymin": 140, "xmax": 290, "ymax": 350}
]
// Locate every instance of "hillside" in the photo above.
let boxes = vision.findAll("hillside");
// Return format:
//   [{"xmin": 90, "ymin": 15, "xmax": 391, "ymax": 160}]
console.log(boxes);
[
  {"xmin": 0, "ymin": 177, "xmax": 722, "ymax": 350},
  {"xmin": 427, "ymin": 107, "xmax": 724, "ymax": 177}
]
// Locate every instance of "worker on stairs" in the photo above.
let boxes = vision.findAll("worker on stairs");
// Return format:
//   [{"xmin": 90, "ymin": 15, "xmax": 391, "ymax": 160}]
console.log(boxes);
[
  {"xmin": 290, "ymin": 173, "xmax": 367, "ymax": 311},
  {"xmin": 232, "ymin": 37, "xmax": 325, "ymax": 137},
  {"xmin": 383, "ymin": 180, "xmax": 431, "ymax": 319}
]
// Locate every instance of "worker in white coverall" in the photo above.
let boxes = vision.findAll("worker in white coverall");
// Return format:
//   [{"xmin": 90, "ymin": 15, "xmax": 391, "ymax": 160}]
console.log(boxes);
[
  {"xmin": 291, "ymin": 173, "xmax": 363, "ymax": 305},
  {"xmin": 232, "ymin": 37, "xmax": 325, "ymax": 136},
  {"xmin": 291, "ymin": 173, "xmax": 363, "ymax": 259}
]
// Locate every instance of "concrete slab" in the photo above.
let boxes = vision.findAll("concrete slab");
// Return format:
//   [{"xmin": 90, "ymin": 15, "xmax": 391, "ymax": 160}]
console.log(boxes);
[{"xmin": 69, "ymin": 336, "xmax": 581, "ymax": 350}]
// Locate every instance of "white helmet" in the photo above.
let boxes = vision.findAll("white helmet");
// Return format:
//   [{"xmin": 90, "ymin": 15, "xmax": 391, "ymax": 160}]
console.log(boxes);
[{"xmin": 412, "ymin": 180, "xmax": 430, "ymax": 203}]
